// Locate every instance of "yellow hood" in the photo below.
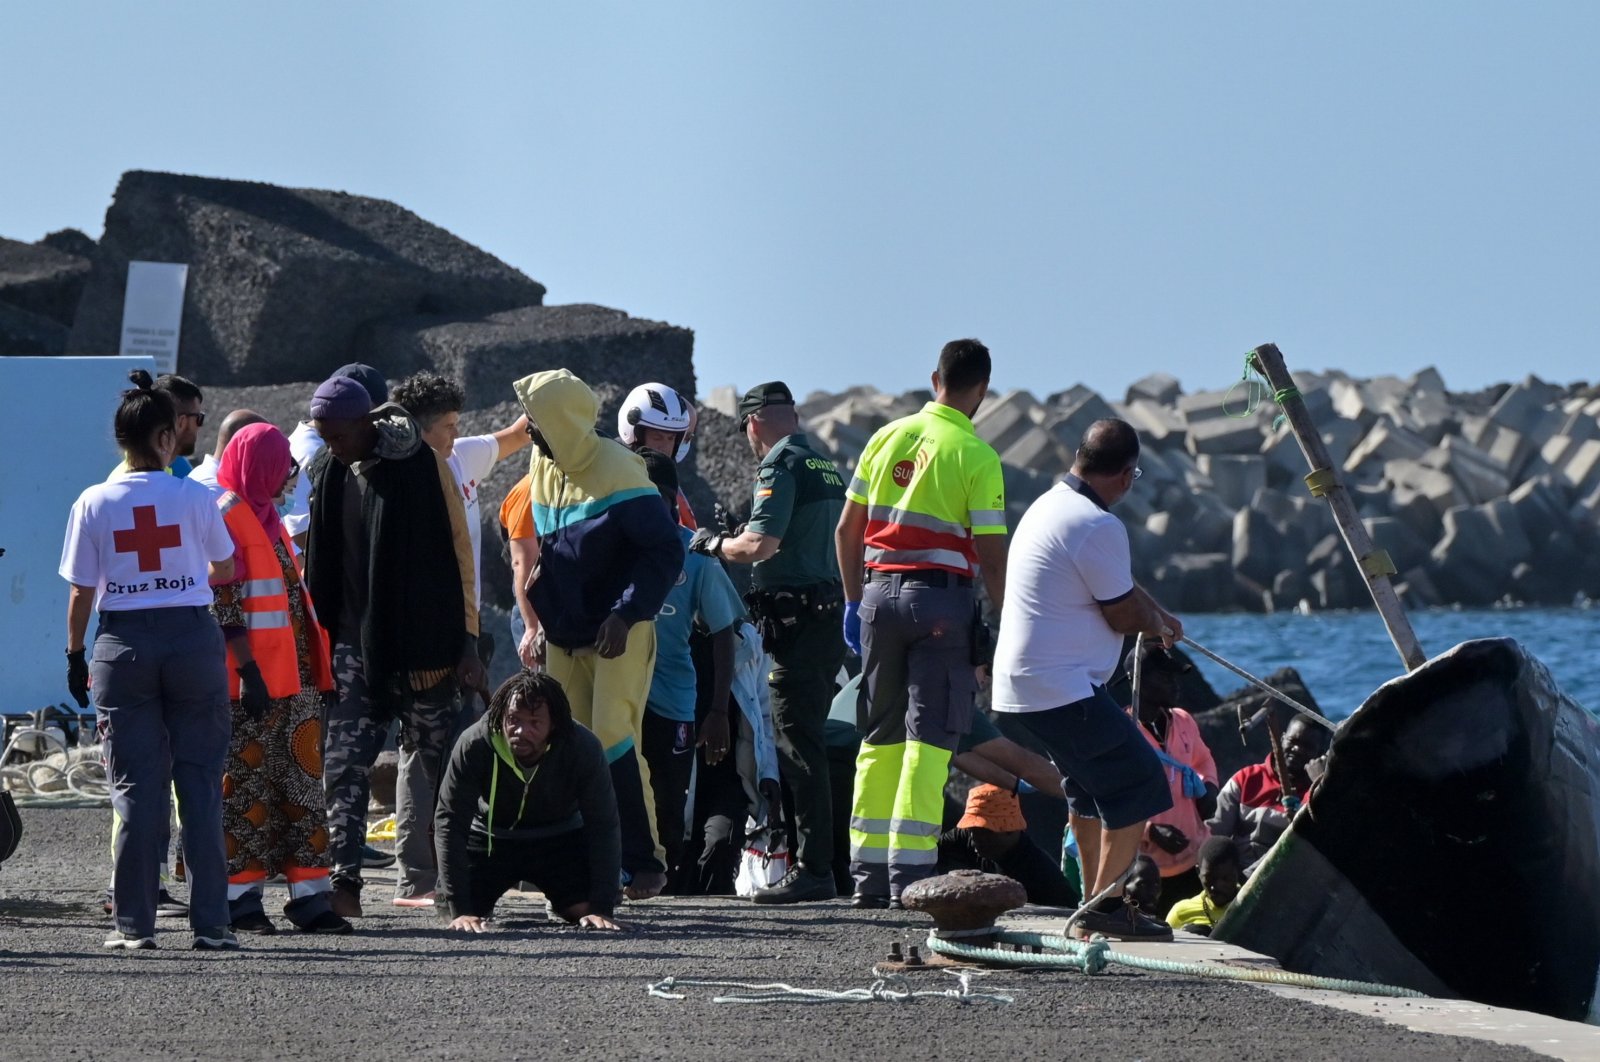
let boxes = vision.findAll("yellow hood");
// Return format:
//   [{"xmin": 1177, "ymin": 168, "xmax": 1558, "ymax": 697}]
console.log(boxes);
[{"xmin": 514, "ymin": 369, "xmax": 602, "ymax": 476}]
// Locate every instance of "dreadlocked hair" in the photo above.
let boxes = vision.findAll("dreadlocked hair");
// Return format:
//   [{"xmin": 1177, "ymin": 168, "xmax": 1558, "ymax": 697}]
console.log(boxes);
[{"xmin": 485, "ymin": 669, "xmax": 574, "ymax": 743}]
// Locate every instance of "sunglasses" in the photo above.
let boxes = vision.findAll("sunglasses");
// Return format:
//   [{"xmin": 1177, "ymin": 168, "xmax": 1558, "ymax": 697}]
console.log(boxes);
[{"xmin": 179, "ymin": 411, "xmax": 207, "ymax": 427}]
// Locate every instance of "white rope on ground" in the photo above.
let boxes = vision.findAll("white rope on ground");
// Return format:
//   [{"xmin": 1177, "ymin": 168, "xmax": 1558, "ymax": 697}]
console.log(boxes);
[
  {"xmin": 1, "ymin": 740, "xmax": 110, "ymax": 804},
  {"xmin": 1180, "ymin": 636, "xmax": 1338, "ymax": 732},
  {"xmin": 647, "ymin": 970, "xmax": 1014, "ymax": 1006}
]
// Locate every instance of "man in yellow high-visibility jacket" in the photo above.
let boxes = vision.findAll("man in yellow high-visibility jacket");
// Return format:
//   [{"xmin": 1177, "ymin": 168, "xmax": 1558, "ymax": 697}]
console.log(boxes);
[{"xmin": 834, "ymin": 338, "xmax": 1008, "ymax": 907}]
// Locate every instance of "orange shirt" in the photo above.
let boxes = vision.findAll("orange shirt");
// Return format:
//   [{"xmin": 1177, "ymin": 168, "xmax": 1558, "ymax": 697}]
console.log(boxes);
[{"xmin": 499, "ymin": 474, "xmax": 535, "ymax": 542}]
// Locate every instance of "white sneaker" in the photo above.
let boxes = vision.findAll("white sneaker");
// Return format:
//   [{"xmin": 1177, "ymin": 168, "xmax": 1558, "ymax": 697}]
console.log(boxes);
[{"xmin": 104, "ymin": 931, "xmax": 156, "ymax": 951}]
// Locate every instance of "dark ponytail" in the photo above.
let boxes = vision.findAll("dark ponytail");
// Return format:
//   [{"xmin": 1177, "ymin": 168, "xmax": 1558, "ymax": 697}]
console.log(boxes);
[{"xmin": 116, "ymin": 369, "xmax": 177, "ymax": 467}]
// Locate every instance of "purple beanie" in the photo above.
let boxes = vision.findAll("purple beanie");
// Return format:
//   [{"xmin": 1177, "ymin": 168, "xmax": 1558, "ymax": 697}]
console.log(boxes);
[{"xmin": 310, "ymin": 376, "xmax": 375, "ymax": 421}]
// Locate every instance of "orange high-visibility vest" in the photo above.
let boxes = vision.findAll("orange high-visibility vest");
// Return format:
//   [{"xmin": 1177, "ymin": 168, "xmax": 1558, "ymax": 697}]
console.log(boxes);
[{"xmin": 219, "ymin": 492, "xmax": 333, "ymax": 700}]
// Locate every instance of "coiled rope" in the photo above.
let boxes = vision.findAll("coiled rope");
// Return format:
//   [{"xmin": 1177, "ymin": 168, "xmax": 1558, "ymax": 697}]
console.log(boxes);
[
  {"xmin": 1, "ymin": 730, "xmax": 109, "ymax": 805},
  {"xmin": 925, "ymin": 931, "xmax": 1426, "ymax": 999},
  {"xmin": 647, "ymin": 970, "xmax": 1014, "ymax": 1005},
  {"xmin": 1224, "ymin": 353, "xmax": 1300, "ymax": 430}
]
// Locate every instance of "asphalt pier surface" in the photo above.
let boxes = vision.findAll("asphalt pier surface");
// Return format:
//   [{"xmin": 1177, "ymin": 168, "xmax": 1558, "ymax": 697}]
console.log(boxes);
[{"xmin": 0, "ymin": 807, "xmax": 1544, "ymax": 1061}]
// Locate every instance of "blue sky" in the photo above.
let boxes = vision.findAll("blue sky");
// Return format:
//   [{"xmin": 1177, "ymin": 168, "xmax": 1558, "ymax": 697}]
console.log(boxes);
[{"xmin": 5, "ymin": 3, "xmax": 1596, "ymax": 404}]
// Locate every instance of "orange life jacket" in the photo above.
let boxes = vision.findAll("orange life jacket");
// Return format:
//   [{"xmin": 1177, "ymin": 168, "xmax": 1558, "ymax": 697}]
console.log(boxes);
[{"xmin": 219, "ymin": 492, "xmax": 334, "ymax": 700}]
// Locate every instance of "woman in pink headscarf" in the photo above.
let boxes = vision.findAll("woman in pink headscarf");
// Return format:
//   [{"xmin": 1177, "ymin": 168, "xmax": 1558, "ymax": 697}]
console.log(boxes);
[{"xmin": 211, "ymin": 422, "xmax": 350, "ymax": 935}]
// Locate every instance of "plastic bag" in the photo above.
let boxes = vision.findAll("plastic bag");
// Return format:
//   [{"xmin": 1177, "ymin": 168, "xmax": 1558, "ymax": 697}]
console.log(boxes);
[{"xmin": 733, "ymin": 820, "xmax": 791, "ymax": 897}]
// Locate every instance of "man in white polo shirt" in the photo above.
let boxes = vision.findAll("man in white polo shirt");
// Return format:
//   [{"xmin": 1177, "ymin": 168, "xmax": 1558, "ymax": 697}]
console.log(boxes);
[{"xmin": 991, "ymin": 418, "xmax": 1184, "ymax": 942}]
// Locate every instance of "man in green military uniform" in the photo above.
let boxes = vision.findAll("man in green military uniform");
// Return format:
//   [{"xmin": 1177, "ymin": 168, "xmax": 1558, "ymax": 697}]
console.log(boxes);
[{"xmin": 689, "ymin": 382, "xmax": 846, "ymax": 904}]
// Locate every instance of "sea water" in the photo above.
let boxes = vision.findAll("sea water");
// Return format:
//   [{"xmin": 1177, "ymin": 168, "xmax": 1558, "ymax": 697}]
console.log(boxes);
[{"xmin": 1183, "ymin": 606, "xmax": 1599, "ymax": 720}]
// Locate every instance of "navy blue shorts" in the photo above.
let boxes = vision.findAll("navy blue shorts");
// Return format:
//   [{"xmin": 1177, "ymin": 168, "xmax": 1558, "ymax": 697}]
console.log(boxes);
[{"xmin": 1002, "ymin": 686, "xmax": 1172, "ymax": 830}]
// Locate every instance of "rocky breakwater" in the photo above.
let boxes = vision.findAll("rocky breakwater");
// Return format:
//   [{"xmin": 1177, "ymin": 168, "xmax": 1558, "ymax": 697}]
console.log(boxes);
[{"xmin": 777, "ymin": 368, "xmax": 1600, "ymax": 612}]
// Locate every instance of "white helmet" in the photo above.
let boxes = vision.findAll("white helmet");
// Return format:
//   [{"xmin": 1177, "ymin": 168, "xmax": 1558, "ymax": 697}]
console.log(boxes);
[{"xmin": 618, "ymin": 382, "xmax": 696, "ymax": 462}]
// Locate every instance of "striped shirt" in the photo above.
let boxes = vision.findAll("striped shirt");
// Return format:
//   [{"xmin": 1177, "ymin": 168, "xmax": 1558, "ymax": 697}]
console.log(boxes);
[{"xmin": 846, "ymin": 401, "xmax": 1006, "ymax": 576}]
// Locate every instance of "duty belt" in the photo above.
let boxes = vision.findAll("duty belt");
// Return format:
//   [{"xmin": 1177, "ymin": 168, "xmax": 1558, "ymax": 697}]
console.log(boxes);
[{"xmin": 744, "ymin": 583, "xmax": 843, "ymax": 649}]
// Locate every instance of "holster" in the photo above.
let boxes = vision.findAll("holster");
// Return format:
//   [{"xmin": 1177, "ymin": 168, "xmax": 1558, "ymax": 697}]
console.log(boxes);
[
  {"xmin": 744, "ymin": 584, "xmax": 843, "ymax": 652},
  {"xmin": 970, "ymin": 603, "xmax": 995, "ymax": 668}
]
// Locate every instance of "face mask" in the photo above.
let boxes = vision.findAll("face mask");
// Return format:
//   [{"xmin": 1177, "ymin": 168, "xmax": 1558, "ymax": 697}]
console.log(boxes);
[
  {"xmin": 275, "ymin": 498, "xmax": 293, "ymax": 518},
  {"xmin": 674, "ymin": 436, "xmax": 693, "ymax": 463}
]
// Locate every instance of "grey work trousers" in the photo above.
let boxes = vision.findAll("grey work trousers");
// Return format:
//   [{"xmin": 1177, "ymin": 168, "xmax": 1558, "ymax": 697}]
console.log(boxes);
[
  {"xmin": 92, "ymin": 606, "xmax": 231, "ymax": 937},
  {"xmin": 325, "ymin": 642, "xmax": 457, "ymax": 896}
]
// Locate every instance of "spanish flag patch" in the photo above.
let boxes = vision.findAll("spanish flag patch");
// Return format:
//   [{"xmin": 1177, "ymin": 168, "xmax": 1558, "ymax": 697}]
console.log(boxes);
[{"xmin": 756, "ymin": 488, "xmax": 774, "ymax": 498}]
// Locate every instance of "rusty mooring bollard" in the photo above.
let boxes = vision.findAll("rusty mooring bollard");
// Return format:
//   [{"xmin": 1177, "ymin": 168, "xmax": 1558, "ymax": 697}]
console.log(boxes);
[{"xmin": 899, "ymin": 870, "xmax": 1027, "ymax": 943}]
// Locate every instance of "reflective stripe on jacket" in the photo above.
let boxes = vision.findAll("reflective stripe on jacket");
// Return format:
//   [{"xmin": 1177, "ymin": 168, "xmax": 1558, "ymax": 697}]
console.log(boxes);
[{"xmin": 219, "ymin": 492, "xmax": 333, "ymax": 700}]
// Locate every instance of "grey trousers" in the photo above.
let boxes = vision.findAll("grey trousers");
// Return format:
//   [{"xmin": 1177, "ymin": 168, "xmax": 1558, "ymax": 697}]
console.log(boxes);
[
  {"xmin": 92, "ymin": 606, "xmax": 231, "ymax": 937},
  {"xmin": 325, "ymin": 643, "xmax": 456, "ymax": 896}
]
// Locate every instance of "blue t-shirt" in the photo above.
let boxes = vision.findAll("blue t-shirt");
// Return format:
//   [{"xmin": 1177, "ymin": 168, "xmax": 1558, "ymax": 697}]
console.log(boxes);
[{"xmin": 647, "ymin": 526, "xmax": 744, "ymax": 722}]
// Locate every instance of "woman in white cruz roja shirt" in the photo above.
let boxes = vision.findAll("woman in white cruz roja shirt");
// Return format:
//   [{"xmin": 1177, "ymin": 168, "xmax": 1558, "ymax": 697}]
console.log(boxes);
[{"xmin": 59, "ymin": 369, "xmax": 239, "ymax": 952}]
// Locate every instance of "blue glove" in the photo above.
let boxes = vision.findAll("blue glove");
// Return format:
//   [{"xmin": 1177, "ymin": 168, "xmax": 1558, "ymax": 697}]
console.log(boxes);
[{"xmin": 842, "ymin": 601, "xmax": 862, "ymax": 656}]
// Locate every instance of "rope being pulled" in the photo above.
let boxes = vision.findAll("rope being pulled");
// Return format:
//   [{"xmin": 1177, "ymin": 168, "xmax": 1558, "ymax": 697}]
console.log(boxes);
[
  {"xmin": 926, "ymin": 931, "xmax": 1426, "ymax": 999},
  {"xmin": 648, "ymin": 970, "xmax": 1014, "ymax": 1006},
  {"xmin": 1180, "ymin": 636, "xmax": 1338, "ymax": 733}
]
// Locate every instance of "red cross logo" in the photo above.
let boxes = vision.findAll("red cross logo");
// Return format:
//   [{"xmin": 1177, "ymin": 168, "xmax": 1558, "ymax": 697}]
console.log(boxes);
[{"xmin": 113, "ymin": 505, "xmax": 183, "ymax": 572}]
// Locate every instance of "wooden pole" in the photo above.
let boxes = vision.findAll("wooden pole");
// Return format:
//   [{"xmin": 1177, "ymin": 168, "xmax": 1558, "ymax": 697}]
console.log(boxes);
[{"xmin": 1247, "ymin": 343, "xmax": 1427, "ymax": 671}]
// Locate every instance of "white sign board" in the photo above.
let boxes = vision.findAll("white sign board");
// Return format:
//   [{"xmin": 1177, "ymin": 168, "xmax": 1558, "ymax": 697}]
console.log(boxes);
[
  {"xmin": 119, "ymin": 261, "xmax": 188, "ymax": 376},
  {"xmin": 0, "ymin": 356, "xmax": 158, "ymax": 716}
]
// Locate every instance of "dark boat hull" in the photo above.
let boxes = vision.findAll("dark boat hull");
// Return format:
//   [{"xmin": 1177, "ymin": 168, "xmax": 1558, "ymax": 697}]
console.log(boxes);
[{"xmin": 1214, "ymin": 637, "xmax": 1600, "ymax": 1024}]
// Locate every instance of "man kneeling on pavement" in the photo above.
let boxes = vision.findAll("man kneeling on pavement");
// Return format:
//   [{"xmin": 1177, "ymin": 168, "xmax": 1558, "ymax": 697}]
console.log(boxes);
[{"xmin": 436, "ymin": 671, "xmax": 622, "ymax": 931}]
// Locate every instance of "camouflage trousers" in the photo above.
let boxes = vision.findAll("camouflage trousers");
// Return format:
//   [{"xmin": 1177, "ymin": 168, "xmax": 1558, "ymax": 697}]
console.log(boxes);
[{"xmin": 325, "ymin": 643, "xmax": 457, "ymax": 894}]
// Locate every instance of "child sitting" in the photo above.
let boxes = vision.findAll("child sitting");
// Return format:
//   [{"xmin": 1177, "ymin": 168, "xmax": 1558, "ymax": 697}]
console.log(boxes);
[{"xmin": 1165, "ymin": 836, "xmax": 1244, "ymax": 936}]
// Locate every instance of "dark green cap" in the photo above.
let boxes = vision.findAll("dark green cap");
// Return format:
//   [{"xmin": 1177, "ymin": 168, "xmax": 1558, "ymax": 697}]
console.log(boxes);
[{"xmin": 734, "ymin": 381, "xmax": 795, "ymax": 431}]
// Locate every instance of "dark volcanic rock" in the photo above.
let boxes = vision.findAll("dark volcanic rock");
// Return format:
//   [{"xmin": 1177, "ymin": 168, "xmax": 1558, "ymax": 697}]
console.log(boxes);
[
  {"xmin": 67, "ymin": 170, "xmax": 546, "ymax": 384},
  {"xmin": 1193, "ymin": 667, "xmax": 1326, "ymax": 784},
  {"xmin": 39, "ymin": 227, "xmax": 98, "ymax": 259},
  {"xmin": 356, "ymin": 304, "xmax": 693, "ymax": 413},
  {"xmin": 687, "ymin": 406, "xmax": 760, "ymax": 524},
  {"xmin": 0, "ymin": 235, "xmax": 90, "ymax": 326},
  {"xmin": 0, "ymin": 301, "xmax": 69, "ymax": 354}
]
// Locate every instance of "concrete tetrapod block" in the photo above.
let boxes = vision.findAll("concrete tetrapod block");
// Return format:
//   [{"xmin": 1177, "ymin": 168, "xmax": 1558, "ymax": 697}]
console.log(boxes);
[
  {"xmin": 67, "ymin": 170, "xmax": 547, "ymax": 385},
  {"xmin": 1186, "ymin": 416, "xmax": 1265, "ymax": 457},
  {"xmin": 1426, "ymin": 505, "xmax": 1511, "ymax": 605},
  {"xmin": 1001, "ymin": 424, "xmax": 1070, "ymax": 477},
  {"xmin": 1474, "ymin": 423, "xmax": 1537, "ymax": 483},
  {"xmin": 972, "ymin": 389, "xmax": 1041, "ymax": 454},
  {"xmin": 1507, "ymin": 476, "xmax": 1575, "ymax": 547},
  {"xmin": 1480, "ymin": 498, "xmax": 1533, "ymax": 568},
  {"xmin": 0, "ymin": 236, "xmax": 91, "ymax": 326},
  {"xmin": 1362, "ymin": 515, "xmax": 1432, "ymax": 574},
  {"xmin": 1232, "ymin": 507, "xmax": 1290, "ymax": 587},
  {"xmin": 1183, "ymin": 496, "xmax": 1237, "ymax": 554},
  {"xmin": 1044, "ymin": 390, "xmax": 1118, "ymax": 456},
  {"xmin": 1153, "ymin": 552, "xmax": 1235, "ymax": 612},
  {"xmin": 1198, "ymin": 454, "xmax": 1267, "ymax": 510},
  {"xmin": 1487, "ymin": 381, "xmax": 1564, "ymax": 440},
  {"xmin": 1420, "ymin": 436, "xmax": 1511, "ymax": 505},
  {"xmin": 1559, "ymin": 407, "xmax": 1600, "ymax": 445},
  {"xmin": 1384, "ymin": 458, "xmax": 1467, "ymax": 542},
  {"xmin": 1557, "ymin": 439, "xmax": 1600, "ymax": 497},
  {"xmin": 1344, "ymin": 419, "xmax": 1431, "ymax": 484},
  {"xmin": 706, "ymin": 385, "xmax": 740, "ymax": 417},
  {"xmin": 1119, "ymin": 398, "xmax": 1185, "ymax": 447},
  {"xmin": 1125, "ymin": 372, "xmax": 1182, "ymax": 406}
]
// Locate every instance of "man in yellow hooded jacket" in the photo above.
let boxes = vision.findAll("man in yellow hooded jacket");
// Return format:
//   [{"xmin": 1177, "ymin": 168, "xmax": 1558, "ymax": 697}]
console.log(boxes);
[{"xmin": 512, "ymin": 370, "xmax": 686, "ymax": 898}]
